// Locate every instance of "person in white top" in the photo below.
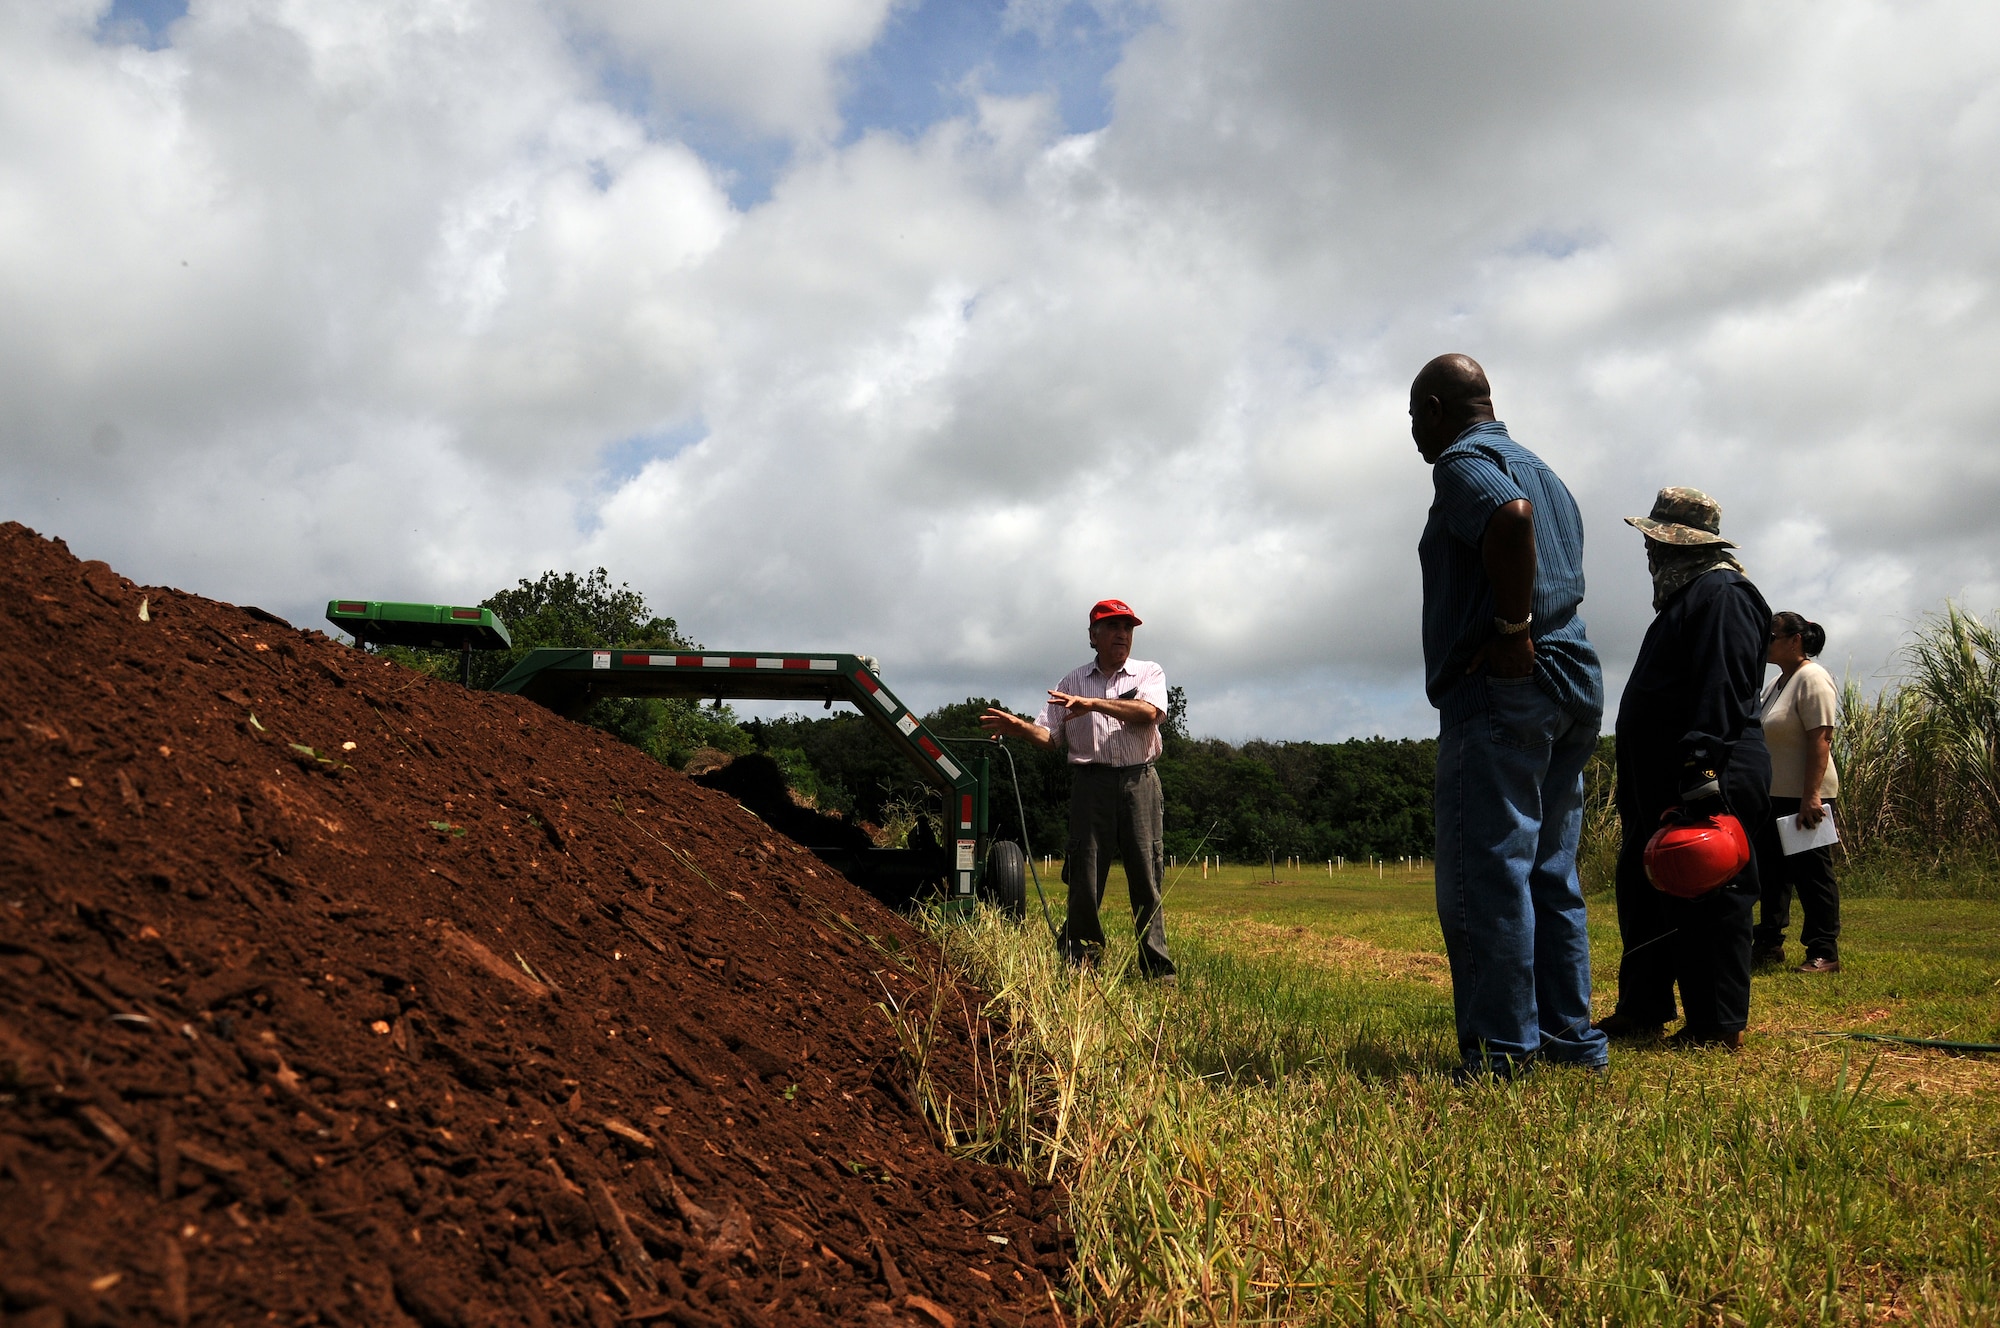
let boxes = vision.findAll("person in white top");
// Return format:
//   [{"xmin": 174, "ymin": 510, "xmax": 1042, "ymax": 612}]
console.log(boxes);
[
  {"xmin": 1751, "ymin": 612, "xmax": 1843, "ymax": 973},
  {"xmin": 979, "ymin": 600, "xmax": 1176, "ymax": 980}
]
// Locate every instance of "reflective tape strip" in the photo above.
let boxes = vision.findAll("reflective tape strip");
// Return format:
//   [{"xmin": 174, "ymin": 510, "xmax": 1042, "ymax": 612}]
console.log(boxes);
[
  {"xmin": 810, "ymin": 659, "xmax": 837, "ymax": 670},
  {"xmin": 755, "ymin": 657, "xmax": 782, "ymax": 669},
  {"xmin": 960, "ymin": 794, "xmax": 973, "ymax": 829},
  {"xmin": 703, "ymin": 656, "xmax": 729, "ymax": 668},
  {"xmin": 729, "ymin": 656, "xmax": 755, "ymax": 668},
  {"xmin": 916, "ymin": 736, "xmax": 962, "ymax": 778},
  {"xmin": 782, "ymin": 659, "xmax": 810, "ymax": 670},
  {"xmin": 648, "ymin": 655, "xmax": 674, "ymax": 666},
  {"xmin": 621, "ymin": 654, "xmax": 649, "ymax": 666},
  {"xmin": 854, "ymin": 671, "xmax": 897, "ymax": 713}
]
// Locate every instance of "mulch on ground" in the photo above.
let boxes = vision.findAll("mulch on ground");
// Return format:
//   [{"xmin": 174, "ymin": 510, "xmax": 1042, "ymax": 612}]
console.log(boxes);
[{"xmin": 0, "ymin": 523, "xmax": 1066, "ymax": 1328}]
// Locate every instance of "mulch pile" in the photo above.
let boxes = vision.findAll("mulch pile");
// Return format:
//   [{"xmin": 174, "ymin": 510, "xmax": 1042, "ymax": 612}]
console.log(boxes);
[{"xmin": 0, "ymin": 524, "xmax": 1068, "ymax": 1328}]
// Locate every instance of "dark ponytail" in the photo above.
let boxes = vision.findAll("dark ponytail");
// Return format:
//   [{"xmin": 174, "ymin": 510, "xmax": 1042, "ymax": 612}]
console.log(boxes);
[{"xmin": 1773, "ymin": 611, "xmax": 1826, "ymax": 658}]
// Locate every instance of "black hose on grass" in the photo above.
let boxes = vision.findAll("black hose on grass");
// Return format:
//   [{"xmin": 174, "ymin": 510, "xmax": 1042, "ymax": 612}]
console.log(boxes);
[{"xmin": 1794, "ymin": 1030, "xmax": 2000, "ymax": 1054}]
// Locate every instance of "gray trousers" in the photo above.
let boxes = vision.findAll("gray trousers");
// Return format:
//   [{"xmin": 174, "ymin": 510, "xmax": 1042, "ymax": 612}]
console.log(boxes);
[{"xmin": 1061, "ymin": 763, "xmax": 1175, "ymax": 977}]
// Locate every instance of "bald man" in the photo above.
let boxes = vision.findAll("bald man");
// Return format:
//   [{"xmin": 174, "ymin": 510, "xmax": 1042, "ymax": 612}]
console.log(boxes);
[{"xmin": 1412, "ymin": 354, "xmax": 1607, "ymax": 1079}]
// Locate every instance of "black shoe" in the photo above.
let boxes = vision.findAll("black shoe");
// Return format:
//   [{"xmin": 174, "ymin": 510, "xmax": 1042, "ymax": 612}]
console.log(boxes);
[
  {"xmin": 1752, "ymin": 945, "xmax": 1786, "ymax": 969},
  {"xmin": 1593, "ymin": 1011, "xmax": 1666, "ymax": 1042},
  {"xmin": 1668, "ymin": 1026, "xmax": 1743, "ymax": 1052}
]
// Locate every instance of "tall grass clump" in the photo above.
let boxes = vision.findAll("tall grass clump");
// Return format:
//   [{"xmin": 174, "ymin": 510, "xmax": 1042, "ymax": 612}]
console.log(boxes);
[
  {"xmin": 1576, "ymin": 734, "xmax": 1619, "ymax": 894},
  {"xmin": 917, "ymin": 908, "xmax": 2000, "ymax": 1326},
  {"xmin": 1833, "ymin": 604, "xmax": 2000, "ymax": 898}
]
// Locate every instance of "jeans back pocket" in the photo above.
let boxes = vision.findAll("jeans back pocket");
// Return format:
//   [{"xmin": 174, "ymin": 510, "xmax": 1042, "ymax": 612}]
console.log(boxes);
[{"xmin": 1486, "ymin": 674, "xmax": 1557, "ymax": 752}]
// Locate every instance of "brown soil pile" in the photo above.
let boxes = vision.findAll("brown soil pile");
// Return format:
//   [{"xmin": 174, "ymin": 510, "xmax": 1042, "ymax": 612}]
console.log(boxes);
[{"xmin": 0, "ymin": 524, "xmax": 1066, "ymax": 1328}]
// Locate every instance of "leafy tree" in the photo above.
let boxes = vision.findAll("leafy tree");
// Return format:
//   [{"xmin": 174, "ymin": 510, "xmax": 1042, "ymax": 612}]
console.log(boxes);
[{"xmin": 387, "ymin": 568, "xmax": 750, "ymax": 768}]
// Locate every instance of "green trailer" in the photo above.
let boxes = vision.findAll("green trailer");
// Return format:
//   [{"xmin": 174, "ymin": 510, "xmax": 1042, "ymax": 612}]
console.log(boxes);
[
  {"xmin": 485, "ymin": 646, "xmax": 1027, "ymax": 916},
  {"xmin": 326, "ymin": 599, "xmax": 511, "ymax": 685}
]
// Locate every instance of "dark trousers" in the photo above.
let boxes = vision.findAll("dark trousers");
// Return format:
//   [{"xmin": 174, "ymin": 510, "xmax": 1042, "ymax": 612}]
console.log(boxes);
[
  {"xmin": 1061, "ymin": 763, "xmax": 1175, "ymax": 978},
  {"xmin": 1611, "ymin": 774, "xmax": 1767, "ymax": 1033},
  {"xmin": 1752, "ymin": 797, "xmax": 1841, "ymax": 961}
]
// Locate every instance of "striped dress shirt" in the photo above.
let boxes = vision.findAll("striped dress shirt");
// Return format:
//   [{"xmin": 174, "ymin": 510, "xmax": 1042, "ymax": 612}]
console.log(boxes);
[{"xmin": 1040, "ymin": 657, "xmax": 1169, "ymax": 766}]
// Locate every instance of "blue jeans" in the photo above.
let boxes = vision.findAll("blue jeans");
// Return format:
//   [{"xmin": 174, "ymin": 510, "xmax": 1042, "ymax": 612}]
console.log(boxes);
[{"xmin": 1435, "ymin": 676, "xmax": 1607, "ymax": 1072}]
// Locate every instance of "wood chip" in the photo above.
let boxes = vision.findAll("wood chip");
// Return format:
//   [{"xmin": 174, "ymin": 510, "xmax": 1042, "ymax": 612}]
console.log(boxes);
[
  {"xmin": 666, "ymin": 1174, "xmax": 719, "ymax": 1240},
  {"xmin": 78, "ymin": 1103, "xmax": 152, "ymax": 1176},
  {"xmin": 903, "ymin": 1295, "xmax": 956, "ymax": 1328},
  {"xmin": 634, "ymin": 1160, "xmax": 674, "ymax": 1214},
  {"xmin": 657, "ymin": 1132, "xmax": 711, "ymax": 1186},
  {"xmin": 78, "ymin": 1104, "xmax": 133, "ymax": 1150},
  {"xmin": 175, "ymin": 1140, "xmax": 245, "ymax": 1175},
  {"xmin": 601, "ymin": 1118, "xmax": 655, "ymax": 1152},
  {"xmin": 585, "ymin": 1180, "xmax": 657, "ymax": 1294},
  {"xmin": 163, "ymin": 1235, "xmax": 189, "ymax": 1327},
  {"xmin": 156, "ymin": 1110, "xmax": 179, "ymax": 1200},
  {"xmin": 436, "ymin": 923, "xmax": 549, "ymax": 999},
  {"xmin": 117, "ymin": 769, "xmax": 143, "ymax": 814},
  {"xmin": 861, "ymin": 1221, "xmax": 908, "ymax": 1300}
]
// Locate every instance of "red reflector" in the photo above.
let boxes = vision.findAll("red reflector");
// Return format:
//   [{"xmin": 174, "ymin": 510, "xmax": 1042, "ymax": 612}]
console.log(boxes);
[
  {"xmin": 620, "ymin": 654, "xmax": 648, "ymax": 666},
  {"xmin": 853, "ymin": 670, "xmax": 878, "ymax": 691},
  {"xmin": 918, "ymin": 736, "xmax": 942, "ymax": 759},
  {"xmin": 450, "ymin": 607, "xmax": 482, "ymax": 619},
  {"xmin": 730, "ymin": 656, "xmax": 755, "ymax": 669},
  {"xmin": 960, "ymin": 794, "xmax": 973, "ymax": 827},
  {"xmin": 783, "ymin": 658, "xmax": 808, "ymax": 669},
  {"xmin": 335, "ymin": 602, "xmax": 366, "ymax": 614},
  {"xmin": 677, "ymin": 655, "xmax": 702, "ymax": 667}
]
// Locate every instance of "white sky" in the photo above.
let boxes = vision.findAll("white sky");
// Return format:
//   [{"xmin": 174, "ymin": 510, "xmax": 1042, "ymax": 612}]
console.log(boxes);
[{"xmin": 6, "ymin": 1, "xmax": 1998, "ymax": 740}]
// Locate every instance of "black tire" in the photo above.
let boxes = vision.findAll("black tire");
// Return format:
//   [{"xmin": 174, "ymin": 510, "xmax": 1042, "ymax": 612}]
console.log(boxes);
[{"xmin": 985, "ymin": 841, "xmax": 1027, "ymax": 920}]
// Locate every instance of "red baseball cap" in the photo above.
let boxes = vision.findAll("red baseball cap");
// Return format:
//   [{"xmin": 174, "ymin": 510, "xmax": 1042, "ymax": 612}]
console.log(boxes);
[{"xmin": 1089, "ymin": 599, "xmax": 1142, "ymax": 625}]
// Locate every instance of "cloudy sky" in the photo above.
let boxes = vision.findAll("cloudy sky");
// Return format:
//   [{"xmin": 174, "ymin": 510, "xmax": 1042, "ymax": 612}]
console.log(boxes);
[{"xmin": 6, "ymin": 0, "xmax": 1998, "ymax": 740}]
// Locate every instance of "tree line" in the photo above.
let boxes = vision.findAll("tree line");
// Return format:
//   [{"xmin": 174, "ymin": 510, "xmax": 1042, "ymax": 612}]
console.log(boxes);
[{"xmin": 384, "ymin": 568, "xmax": 1439, "ymax": 864}]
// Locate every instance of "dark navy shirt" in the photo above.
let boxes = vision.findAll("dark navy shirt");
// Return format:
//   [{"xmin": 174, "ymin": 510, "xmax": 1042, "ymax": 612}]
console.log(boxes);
[
  {"xmin": 1614, "ymin": 568, "xmax": 1771, "ymax": 825},
  {"xmin": 1419, "ymin": 421, "xmax": 1603, "ymax": 728}
]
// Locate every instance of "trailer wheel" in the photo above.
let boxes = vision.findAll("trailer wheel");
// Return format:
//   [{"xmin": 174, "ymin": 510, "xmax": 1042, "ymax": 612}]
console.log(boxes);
[{"xmin": 985, "ymin": 841, "xmax": 1027, "ymax": 920}]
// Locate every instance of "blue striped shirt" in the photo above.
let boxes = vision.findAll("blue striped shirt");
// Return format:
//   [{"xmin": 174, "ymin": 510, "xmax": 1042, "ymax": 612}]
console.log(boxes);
[{"xmin": 1419, "ymin": 421, "xmax": 1603, "ymax": 728}]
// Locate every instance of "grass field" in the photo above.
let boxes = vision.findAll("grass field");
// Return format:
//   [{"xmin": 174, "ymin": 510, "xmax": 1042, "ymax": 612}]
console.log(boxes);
[{"xmin": 915, "ymin": 860, "xmax": 2000, "ymax": 1325}]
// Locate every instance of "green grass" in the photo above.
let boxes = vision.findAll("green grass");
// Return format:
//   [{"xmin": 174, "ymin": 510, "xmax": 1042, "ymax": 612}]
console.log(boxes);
[{"xmin": 915, "ymin": 861, "xmax": 2000, "ymax": 1324}]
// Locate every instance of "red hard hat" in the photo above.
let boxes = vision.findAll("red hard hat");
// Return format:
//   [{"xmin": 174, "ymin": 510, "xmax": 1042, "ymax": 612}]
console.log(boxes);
[{"xmin": 1643, "ymin": 811, "xmax": 1751, "ymax": 899}]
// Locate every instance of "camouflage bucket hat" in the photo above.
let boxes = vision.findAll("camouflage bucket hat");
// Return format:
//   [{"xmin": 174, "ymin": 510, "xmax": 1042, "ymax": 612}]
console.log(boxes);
[{"xmin": 1625, "ymin": 486, "xmax": 1735, "ymax": 548}]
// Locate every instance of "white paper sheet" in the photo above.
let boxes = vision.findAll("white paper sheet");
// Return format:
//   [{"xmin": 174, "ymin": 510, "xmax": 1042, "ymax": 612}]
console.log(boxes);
[{"xmin": 1775, "ymin": 811, "xmax": 1839, "ymax": 856}]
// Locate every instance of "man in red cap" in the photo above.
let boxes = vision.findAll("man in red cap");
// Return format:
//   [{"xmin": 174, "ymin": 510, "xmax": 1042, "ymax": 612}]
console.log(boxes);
[{"xmin": 980, "ymin": 600, "xmax": 1177, "ymax": 980}]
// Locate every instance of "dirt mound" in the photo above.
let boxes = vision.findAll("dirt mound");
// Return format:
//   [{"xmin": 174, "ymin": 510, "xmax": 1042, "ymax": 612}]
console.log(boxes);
[{"xmin": 0, "ymin": 525, "xmax": 1065, "ymax": 1328}]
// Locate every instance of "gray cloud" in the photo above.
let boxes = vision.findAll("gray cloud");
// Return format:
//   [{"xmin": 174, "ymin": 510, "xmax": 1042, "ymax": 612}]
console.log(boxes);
[{"xmin": 4, "ymin": 1, "xmax": 1996, "ymax": 740}]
